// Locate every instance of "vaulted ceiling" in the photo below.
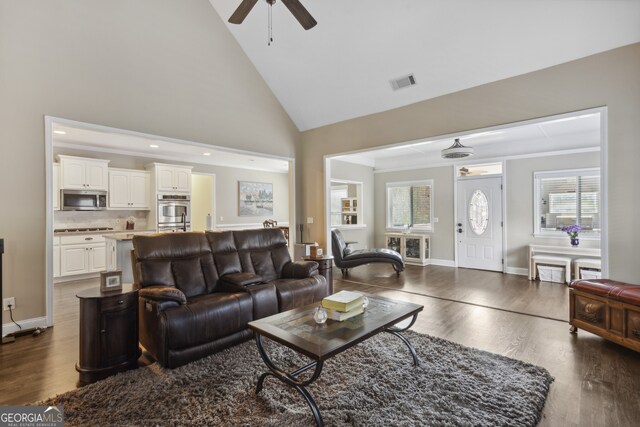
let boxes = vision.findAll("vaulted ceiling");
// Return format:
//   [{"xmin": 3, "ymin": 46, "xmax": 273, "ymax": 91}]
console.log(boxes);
[{"xmin": 209, "ymin": 0, "xmax": 640, "ymax": 131}]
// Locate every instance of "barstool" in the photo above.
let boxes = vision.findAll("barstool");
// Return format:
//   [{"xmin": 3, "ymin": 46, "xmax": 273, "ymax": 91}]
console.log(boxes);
[
  {"xmin": 573, "ymin": 257, "xmax": 602, "ymax": 280},
  {"xmin": 531, "ymin": 254, "xmax": 572, "ymax": 284}
]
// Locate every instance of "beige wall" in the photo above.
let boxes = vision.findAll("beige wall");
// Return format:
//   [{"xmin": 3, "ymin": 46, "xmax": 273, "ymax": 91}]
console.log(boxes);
[
  {"xmin": 191, "ymin": 174, "xmax": 214, "ymax": 232},
  {"xmin": 0, "ymin": 0, "xmax": 300, "ymax": 324},
  {"xmin": 301, "ymin": 43, "xmax": 640, "ymax": 283}
]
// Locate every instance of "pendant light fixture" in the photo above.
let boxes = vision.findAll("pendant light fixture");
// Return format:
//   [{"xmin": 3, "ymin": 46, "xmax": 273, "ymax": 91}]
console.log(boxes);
[{"xmin": 441, "ymin": 138, "xmax": 474, "ymax": 159}]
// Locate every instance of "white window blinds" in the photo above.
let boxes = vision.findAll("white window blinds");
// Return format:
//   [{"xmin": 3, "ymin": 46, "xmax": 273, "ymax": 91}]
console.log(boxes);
[{"xmin": 536, "ymin": 169, "xmax": 600, "ymax": 234}]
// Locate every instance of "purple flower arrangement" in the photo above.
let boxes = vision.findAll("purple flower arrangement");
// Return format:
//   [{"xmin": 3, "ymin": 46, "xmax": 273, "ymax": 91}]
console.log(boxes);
[{"xmin": 561, "ymin": 224, "xmax": 581, "ymax": 239}]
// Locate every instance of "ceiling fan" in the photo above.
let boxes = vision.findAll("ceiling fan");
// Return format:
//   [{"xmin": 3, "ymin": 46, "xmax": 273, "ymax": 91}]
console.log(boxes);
[{"xmin": 228, "ymin": 0, "xmax": 317, "ymax": 30}]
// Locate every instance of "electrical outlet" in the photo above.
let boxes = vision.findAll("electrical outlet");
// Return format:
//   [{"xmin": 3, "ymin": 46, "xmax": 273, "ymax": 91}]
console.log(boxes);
[
  {"xmin": 219, "ymin": 216, "xmax": 224, "ymax": 221},
  {"xmin": 3, "ymin": 297, "xmax": 15, "ymax": 311},
  {"xmin": 307, "ymin": 217, "xmax": 314, "ymax": 224}
]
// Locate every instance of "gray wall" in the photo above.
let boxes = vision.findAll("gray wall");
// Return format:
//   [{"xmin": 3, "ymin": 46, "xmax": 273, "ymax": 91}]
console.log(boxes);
[
  {"xmin": 374, "ymin": 166, "xmax": 454, "ymax": 262},
  {"xmin": 329, "ymin": 160, "xmax": 375, "ymax": 250},
  {"xmin": 301, "ymin": 43, "xmax": 640, "ymax": 283},
  {"xmin": 506, "ymin": 151, "xmax": 600, "ymax": 269},
  {"xmin": 0, "ymin": 0, "xmax": 299, "ymax": 324}
]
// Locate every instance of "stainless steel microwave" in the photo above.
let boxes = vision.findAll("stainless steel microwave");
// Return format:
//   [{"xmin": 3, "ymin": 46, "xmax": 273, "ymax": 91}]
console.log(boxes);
[{"xmin": 61, "ymin": 189, "xmax": 107, "ymax": 211}]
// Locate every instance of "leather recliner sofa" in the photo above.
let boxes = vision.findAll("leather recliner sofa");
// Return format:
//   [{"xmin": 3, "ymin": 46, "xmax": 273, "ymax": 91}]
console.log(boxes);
[{"xmin": 131, "ymin": 229, "xmax": 328, "ymax": 368}]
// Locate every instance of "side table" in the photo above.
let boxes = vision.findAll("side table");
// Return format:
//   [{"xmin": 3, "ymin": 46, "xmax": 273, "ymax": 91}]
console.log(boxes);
[
  {"xmin": 304, "ymin": 255, "xmax": 334, "ymax": 294},
  {"xmin": 76, "ymin": 284, "xmax": 141, "ymax": 385}
]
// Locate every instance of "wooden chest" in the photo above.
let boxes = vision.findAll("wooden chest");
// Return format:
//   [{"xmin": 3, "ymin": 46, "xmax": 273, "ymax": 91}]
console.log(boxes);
[{"xmin": 570, "ymin": 289, "xmax": 640, "ymax": 352}]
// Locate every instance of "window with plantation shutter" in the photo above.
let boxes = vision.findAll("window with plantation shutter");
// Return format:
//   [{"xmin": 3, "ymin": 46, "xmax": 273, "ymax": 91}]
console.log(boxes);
[
  {"xmin": 386, "ymin": 180, "xmax": 433, "ymax": 231},
  {"xmin": 534, "ymin": 168, "xmax": 600, "ymax": 236}
]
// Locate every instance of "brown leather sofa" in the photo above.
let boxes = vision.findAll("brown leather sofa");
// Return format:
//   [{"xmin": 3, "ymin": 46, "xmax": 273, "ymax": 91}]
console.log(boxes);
[{"xmin": 131, "ymin": 229, "xmax": 328, "ymax": 368}]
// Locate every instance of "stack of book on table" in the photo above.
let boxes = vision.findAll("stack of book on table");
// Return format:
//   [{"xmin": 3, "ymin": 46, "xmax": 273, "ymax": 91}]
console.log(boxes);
[{"xmin": 321, "ymin": 290, "xmax": 365, "ymax": 321}]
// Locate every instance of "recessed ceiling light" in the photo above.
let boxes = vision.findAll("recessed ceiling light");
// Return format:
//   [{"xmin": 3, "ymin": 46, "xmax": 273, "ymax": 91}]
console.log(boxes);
[
  {"xmin": 203, "ymin": 152, "xmax": 211, "ymax": 156},
  {"xmin": 53, "ymin": 130, "xmax": 66, "ymax": 135},
  {"xmin": 149, "ymin": 144, "xmax": 159, "ymax": 148}
]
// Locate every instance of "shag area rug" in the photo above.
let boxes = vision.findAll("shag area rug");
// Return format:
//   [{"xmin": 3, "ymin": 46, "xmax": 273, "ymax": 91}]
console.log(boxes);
[{"xmin": 42, "ymin": 331, "xmax": 553, "ymax": 426}]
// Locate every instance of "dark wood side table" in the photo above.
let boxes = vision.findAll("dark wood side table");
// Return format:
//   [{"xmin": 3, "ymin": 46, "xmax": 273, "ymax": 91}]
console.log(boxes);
[
  {"xmin": 76, "ymin": 284, "xmax": 141, "ymax": 385},
  {"xmin": 304, "ymin": 255, "xmax": 334, "ymax": 294}
]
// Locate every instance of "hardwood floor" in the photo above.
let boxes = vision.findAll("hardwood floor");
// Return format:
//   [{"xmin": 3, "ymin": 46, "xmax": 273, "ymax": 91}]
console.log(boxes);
[{"xmin": 0, "ymin": 266, "xmax": 638, "ymax": 426}]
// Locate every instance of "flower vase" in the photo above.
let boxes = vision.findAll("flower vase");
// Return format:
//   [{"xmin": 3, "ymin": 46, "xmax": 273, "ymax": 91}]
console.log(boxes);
[{"xmin": 570, "ymin": 238, "xmax": 579, "ymax": 247}]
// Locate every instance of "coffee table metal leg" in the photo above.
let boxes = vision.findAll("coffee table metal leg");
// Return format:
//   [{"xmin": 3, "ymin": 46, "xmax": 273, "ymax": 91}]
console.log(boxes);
[
  {"xmin": 384, "ymin": 313, "xmax": 419, "ymax": 366},
  {"xmin": 254, "ymin": 333, "xmax": 325, "ymax": 427}
]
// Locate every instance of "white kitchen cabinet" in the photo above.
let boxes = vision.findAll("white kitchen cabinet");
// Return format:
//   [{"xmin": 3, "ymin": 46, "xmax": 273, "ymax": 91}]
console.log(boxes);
[
  {"xmin": 106, "ymin": 239, "xmax": 117, "ymax": 271},
  {"xmin": 59, "ymin": 234, "xmax": 107, "ymax": 277},
  {"xmin": 108, "ymin": 169, "xmax": 150, "ymax": 209},
  {"xmin": 58, "ymin": 155, "xmax": 109, "ymax": 190},
  {"xmin": 53, "ymin": 163, "xmax": 60, "ymax": 210},
  {"xmin": 53, "ymin": 239, "xmax": 60, "ymax": 278},
  {"xmin": 385, "ymin": 233, "xmax": 431, "ymax": 266},
  {"xmin": 148, "ymin": 163, "xmax": 192, "ymax": 193}
]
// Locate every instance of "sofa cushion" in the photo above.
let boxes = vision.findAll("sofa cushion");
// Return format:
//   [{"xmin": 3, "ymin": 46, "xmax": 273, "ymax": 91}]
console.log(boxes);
[
  {"xmin": 133, "ymin": 233, "xmax": 220, "ymax": 295},
  {"xmin": 164, "ymin": 292, "xmax": 253, "ymax": 350},
  {"xmin": 270, "ymin": 277, "xmax": 327, "ymax": 311},
  {"xmin": 172, "ymin": 258, "xmax": 208, "ymax": 297}
]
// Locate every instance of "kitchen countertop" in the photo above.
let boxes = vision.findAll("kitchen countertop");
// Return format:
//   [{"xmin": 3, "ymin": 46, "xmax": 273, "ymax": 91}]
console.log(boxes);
[
  {"xmin": 54, "ymin": 229, "xmax": 156, "ymax": 237},
  {"xmin": 103, "ymin": 231, "xmax": 158, "ymax": 241}
]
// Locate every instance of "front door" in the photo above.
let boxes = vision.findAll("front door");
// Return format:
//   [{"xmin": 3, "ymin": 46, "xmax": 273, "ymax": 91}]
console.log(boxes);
[{"xmin": 456, "ymin": 176, "xmax": 503, "ymax": 271}]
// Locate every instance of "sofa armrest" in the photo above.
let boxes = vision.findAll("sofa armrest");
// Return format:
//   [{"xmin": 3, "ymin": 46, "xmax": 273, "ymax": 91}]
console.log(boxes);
[
  {"xmin": 282, "ymin": 260, "xmax": 319, "ymax": 279},
  {"xmin": 139, "ymin": 286, "xmax": 187, "ymax": 305},
  {"xmin": 220, "ymin": 272, "xmax": 263, "ymax": 287}
]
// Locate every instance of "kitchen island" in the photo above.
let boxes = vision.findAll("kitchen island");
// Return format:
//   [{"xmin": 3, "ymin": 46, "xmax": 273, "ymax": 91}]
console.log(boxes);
[{"xmin": 105, "ymin": 231, "xmax": 157, "ymax": 283}]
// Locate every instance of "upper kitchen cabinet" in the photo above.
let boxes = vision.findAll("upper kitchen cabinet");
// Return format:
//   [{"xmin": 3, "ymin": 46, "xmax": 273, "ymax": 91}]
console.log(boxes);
[
  {"xmin": 109, "ymin": 169, "xmax": 150, "ymax": 209},
  {"xmin": 58, "ymin": 155, "xmax": 109, "ymax": 191},
  {"xmin": 147, "ymin": 163, "xmax": 192, "ymax": 194}
]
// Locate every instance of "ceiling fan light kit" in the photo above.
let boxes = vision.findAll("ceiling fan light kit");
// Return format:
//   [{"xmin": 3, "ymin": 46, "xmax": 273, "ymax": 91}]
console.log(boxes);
[
  {"xmin": 229, "ymin": 0, "xmax": 317, "ymax": 43},
  {"xmin": 441, "ymin": 138, "xmax": 474, "ymax": 159}
]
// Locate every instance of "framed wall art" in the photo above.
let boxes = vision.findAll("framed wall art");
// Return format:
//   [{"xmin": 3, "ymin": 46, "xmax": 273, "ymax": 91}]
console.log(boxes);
[{"xmin": 239, "ymin": 181, "xmax": 273, "ymax": 216}]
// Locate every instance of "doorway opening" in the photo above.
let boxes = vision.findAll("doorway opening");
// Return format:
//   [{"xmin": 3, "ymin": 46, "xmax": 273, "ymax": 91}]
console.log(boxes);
[{"xmin": 45, "ymin": 116, "xmax": 295, "ymax": 327}]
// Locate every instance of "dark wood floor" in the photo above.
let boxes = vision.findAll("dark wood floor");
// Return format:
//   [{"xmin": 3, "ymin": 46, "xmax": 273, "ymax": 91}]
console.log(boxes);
[{"xmin": 0, "ymin": 265, "xmax": 638, "ymax": 426}]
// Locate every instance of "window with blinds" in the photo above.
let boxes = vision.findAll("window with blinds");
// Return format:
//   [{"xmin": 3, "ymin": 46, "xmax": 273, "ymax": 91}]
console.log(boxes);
[
  {"xmin": 534, "ymin": 168, "xmax": 600, "ymax": 235},
  {"xmin": 387, "ymin": 180, "xmax": 433, "ymax": 231}
]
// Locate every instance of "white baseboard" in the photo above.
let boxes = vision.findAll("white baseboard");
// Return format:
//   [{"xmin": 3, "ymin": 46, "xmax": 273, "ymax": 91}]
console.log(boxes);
[
  {"xmin": 505, "ymin": 267, "xmax": 528, "ymax": 276},
  {"xmin": 3, "ymin": 316, "xmax": 48, "ymax": 337},
  {"xmin": 430, "ymin": 259, "xmax": 456, "ymax": 267}
]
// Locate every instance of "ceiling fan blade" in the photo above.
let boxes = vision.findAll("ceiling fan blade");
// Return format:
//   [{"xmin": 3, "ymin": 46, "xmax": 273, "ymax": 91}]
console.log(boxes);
[
  {"xmin": 228, "ymin": 0, "xmax": 259, "ymax": 24},
  {"xmin": 281, "ymin": 0, "xmax": 317, "ymax": 30}
]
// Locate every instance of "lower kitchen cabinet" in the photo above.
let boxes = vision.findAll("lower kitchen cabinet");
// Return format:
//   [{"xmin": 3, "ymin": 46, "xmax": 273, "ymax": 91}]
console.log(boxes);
[{"xmin": 59, "ymin": 234, "xmax": 107, "ymax": 277}]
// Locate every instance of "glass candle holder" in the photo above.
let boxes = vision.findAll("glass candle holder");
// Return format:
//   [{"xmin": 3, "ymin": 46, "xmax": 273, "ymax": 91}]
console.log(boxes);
[{"xmin": 313, "ymin": 305, "xmax": 328, "ymax": 324}]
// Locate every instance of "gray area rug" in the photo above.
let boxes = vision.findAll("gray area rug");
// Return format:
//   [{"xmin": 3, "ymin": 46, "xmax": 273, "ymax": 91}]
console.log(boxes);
[{"xmin": 42, "ymin": 331, "xmax": 553, "ymax": 426}]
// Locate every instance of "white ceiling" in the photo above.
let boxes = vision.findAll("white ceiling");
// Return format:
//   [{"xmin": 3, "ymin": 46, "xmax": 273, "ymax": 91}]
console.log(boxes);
[
  {"xmin": 209, "ymin": 0, "xmax": 640, "ymax": 131},
  {"xmin": 332, "ymin": 112, "xmax": 601, "ymax": 171},
  {"xmin": 51, "ymin": 123, "xmax": 290, "ymax": 173}
]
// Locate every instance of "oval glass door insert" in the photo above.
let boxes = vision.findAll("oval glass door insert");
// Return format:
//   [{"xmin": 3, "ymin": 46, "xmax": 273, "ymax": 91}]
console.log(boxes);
[{"xmin": 469, "ymin": 190, "xmax": 489, "ymax": 235}]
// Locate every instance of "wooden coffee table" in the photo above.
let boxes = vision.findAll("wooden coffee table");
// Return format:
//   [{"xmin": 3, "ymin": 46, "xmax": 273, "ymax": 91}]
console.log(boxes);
[{"xmin": 248, "ymin": 295, "xmax": 424, "ymax": 427}]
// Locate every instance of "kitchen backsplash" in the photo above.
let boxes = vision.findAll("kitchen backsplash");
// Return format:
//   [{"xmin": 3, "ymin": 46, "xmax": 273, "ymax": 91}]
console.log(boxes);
[{"xmin": 54, "ymin": 210, "xmax": 151, "ymax": 231}]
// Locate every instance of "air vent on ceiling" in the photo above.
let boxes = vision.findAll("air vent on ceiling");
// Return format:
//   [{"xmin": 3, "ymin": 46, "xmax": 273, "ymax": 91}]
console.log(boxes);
[{"xmin": 390, "ymin": 74, "xmax": 417, "ymax": 90}]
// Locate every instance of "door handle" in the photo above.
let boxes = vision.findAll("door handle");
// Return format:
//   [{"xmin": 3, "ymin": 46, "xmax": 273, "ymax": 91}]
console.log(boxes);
[
  {"xmin": 457, "ymin": 223, "xmax": 462, "ymax": 227},
  {"xmin": 458, "ymin": 228, "xmax": 463, "ymax": 233}
]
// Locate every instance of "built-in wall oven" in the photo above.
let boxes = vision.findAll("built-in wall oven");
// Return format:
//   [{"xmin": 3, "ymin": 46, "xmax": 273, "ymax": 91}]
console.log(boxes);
[{"xmin": 157, "ymin": 194, "xmax": 191, "ymax": 232}]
